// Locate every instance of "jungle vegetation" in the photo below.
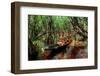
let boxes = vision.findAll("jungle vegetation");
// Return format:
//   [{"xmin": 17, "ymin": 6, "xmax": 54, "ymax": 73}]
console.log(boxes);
[{"xmin": 28, "ymin": 15, "xmax": 88, "ymax": 60}]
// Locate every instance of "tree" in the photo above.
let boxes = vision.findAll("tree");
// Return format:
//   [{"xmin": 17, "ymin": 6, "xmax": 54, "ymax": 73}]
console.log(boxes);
[{"xmin": 69, "ymin": 17, "xmax": 88, "ymax": 41}]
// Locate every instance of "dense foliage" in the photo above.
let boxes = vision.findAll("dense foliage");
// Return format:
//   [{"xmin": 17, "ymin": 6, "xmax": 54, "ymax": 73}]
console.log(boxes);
[{"xmin": 28, "ymin": 15, "xmax": 88, "ymax": 60}]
